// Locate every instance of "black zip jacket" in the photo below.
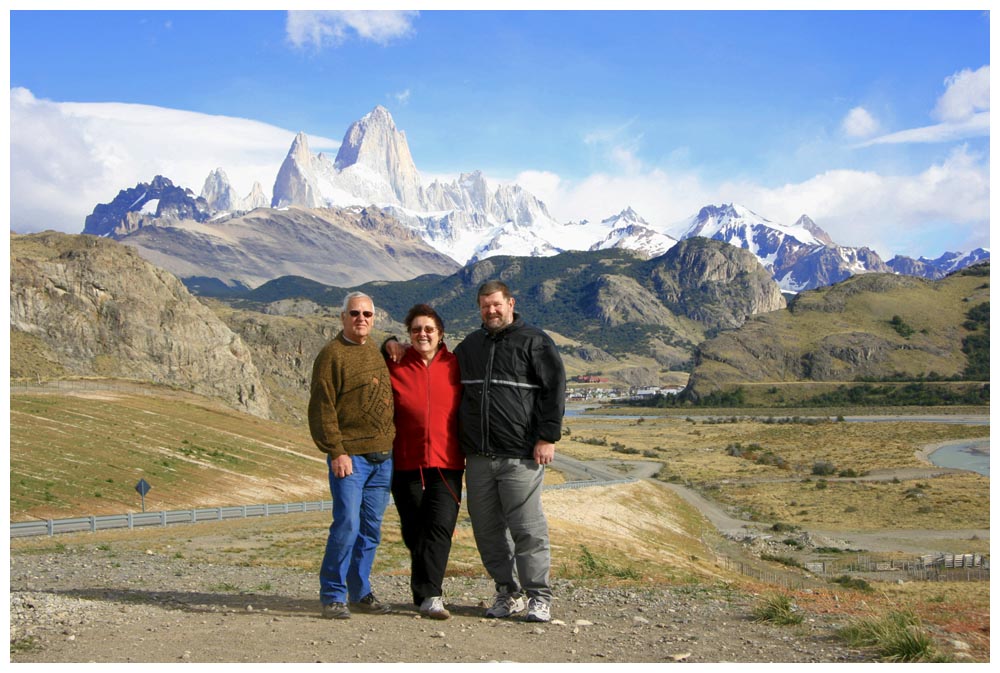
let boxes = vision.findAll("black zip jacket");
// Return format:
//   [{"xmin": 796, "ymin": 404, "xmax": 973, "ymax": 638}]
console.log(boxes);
[{"xmin": 454, "ymin": 314, "xmax": 566, "ymax": 459}]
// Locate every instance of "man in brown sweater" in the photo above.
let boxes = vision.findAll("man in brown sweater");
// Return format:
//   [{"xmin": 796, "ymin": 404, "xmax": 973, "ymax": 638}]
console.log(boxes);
[{"xmin": 309, "ymin": 291, "xmax": 395, "ymax": 619}]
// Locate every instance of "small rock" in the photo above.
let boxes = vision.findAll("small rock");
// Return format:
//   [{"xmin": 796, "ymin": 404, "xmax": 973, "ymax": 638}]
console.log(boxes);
[
  {"xmin": 431, "ymin": 631, "xmax": 446, "ymax": 638},
  {"xmin": 672, "ymin": 652, "xmax": 692, "ymax": 662},
  {"xmin": 574, "ymin": 619, "xmax": 593, "ymax": 626}
]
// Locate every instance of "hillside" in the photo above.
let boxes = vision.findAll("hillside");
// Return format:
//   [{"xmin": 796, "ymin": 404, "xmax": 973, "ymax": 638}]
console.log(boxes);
[
  {"xmin": 229, "ymin": 239, "xmax": 784, "ymax": 370},
  {"xmin": 10, "ymin": 232, "xmax": 269, "ymax": 417},
  {"xmin": 120, "ymin": 205, "xmax": 460, "ymax": 289},
  {"xmin": 9, "ymin": 384, "xmax": 327, "ymax": 521},
  {"xmin": 685, "ymin": 263, "xmax": 990, "ymax": 403}
]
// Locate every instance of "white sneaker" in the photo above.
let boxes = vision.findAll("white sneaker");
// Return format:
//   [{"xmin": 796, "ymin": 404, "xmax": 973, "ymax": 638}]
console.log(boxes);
[
  {"xmin": 419, "ymin": 596, "xmax": 450, "ymax": 620},
  {"xmin": 525, "ymin": 597, "xmax": 551, "ymax": 622},
  {"xmin": 485, "ymin": 592, "xmax": 526, "ymax": 618}
]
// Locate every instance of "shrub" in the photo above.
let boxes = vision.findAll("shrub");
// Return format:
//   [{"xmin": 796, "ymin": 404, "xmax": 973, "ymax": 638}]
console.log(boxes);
[
  {"xmin": 752, "ymin": 593, "xmax": 803, "ymax": 625},
  {"xmin": 577, "ymin": 545, "xmax": 640, "ymax": 580},
  {"xmin": 830, "ymin": 575, "xmax": 873, "ymax": 592},
  {"xmin": 770, "ymin": 522, "xmax": 799, "ymax": 533},
  {"xmin": 812, "ymin": 460, "xmax": 837, "ymax": 476},
  {"xmin": 761, "ymin": 553, "xmax": 802, "ymax": 568},
  {"xmin": 839, "ymin": 610, "xmax": 938, "ymax": 662}
]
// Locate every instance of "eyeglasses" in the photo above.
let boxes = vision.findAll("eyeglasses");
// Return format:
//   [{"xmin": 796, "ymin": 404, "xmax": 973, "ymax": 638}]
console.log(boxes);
[
  {"xmin": 348, "ymin": 310, "xmax": 374, "ymax": 318},
  {"xmin": 409, "ymin": 325, "xmax": 438, "ymax": 334}
]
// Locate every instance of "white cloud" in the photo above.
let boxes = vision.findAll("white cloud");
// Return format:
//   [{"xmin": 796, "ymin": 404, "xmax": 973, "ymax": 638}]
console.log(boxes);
[
  {"xmin": 514, "ymin": 145, "xmax": 988, "ymax": 258},
  {"xmin": 933, "ymin": 65, "xmax": 990, "ymax": 122},
  {"xmin": 860, "ymin": 65, "xmax": 989, "ymax": 147},
  {"xmin": 9, "ymin": 87, "xmax": 340, "ymax": 234},
  {"xmin": 841, "ymin": 106, "xmax": 879, "ymax": 138},
  {"xmin": 724, "ymin": 145, "xmax": 989, "ymax": 256},
  {"xmin": 286, "ymin": 10, "xmax": 418, "ymax": 50}
]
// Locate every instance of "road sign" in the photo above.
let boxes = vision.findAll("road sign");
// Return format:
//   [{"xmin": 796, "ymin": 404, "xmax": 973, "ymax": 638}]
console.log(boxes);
[{"xmin": 135, "ymin": 478, "xmax": 151, "ymax": 512}]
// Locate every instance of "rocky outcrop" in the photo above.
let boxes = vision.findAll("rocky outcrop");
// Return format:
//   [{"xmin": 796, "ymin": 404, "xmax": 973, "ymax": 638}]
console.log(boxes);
[
  {"xmin": 334, "ymin": 105, "xmax": 424, "ymax": 209},
  {"xmin": 10, "ymin": 232, "xmax": 269, "ymax": 417},
  {"xmin": 271, "ymin": 133, "xmax": 323, "ymax": 209},
  {"xmin": 83, "ymin": 176, "xmax": 212, "ymax": 238},
  {"xmin": 648, "ymin": 238, "xmax": 786, "ymax": 329},
  {"xmin": 201, "ymin": 168, "xmax": 268, "ymax": 213}
]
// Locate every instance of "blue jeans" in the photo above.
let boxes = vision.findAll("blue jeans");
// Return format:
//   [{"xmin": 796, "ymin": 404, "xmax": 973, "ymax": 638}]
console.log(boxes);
[{"xmin": 319, "ymin": 454, "xmax": 393, "ymax": 605}]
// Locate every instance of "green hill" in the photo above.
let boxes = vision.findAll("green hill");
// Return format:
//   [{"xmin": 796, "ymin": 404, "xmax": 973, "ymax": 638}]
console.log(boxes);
[{"xmin": 684, "ymin": 263, "xmax": 989, "ymax": 405}]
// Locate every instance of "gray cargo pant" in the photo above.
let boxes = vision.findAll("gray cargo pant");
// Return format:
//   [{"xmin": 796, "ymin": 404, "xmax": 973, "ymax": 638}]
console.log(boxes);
[{"xmin": 465, "ymin": 454, "xmax": 552, "ymax": 603}]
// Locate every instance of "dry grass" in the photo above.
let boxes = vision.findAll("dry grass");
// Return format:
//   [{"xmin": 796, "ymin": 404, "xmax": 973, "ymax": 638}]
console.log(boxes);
[
  {"xmin": 10, "ymin": 388, "xmax": 328, "ymax": 521},
  {"xmin": 560, "ymin": 414, "xmax": 988, "ymax": 531},
  {"xmin": 10, "ymin": 480, "xmax": 721, "ymax": 585}
]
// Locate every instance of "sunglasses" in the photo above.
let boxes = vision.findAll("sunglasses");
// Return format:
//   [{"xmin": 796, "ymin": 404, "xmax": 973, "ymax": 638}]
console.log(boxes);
[
  {"xmin": 409, "ymin": 325, "xmax": 438, "ymax": 334},
  {"xmin": 348, "ymin": 310, "xmax": 374, "ymax": 318}
]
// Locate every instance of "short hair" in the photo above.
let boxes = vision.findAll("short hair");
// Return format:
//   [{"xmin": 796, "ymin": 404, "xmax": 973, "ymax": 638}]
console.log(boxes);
[
  {"xmin": 477, "ymin": 280, "xmax": 512, "ymax": 302},
  {"xmin": 404, "ymin": 303, "xmax": 445, "ymax": 335},
  {"xmin": 341, "ymin": 291, "xmax": 374, "ymax": 314}
]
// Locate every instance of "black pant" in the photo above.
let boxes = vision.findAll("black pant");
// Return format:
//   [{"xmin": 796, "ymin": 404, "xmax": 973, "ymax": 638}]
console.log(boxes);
[{"xmin": 391, "ymin": 467, "xmax": 464, "ymax": 605}]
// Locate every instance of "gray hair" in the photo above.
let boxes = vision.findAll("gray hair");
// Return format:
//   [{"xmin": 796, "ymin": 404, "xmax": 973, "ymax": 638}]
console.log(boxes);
[{"xmin": 341, "ymin": 291, "xmax": 375, "ymax": 314}]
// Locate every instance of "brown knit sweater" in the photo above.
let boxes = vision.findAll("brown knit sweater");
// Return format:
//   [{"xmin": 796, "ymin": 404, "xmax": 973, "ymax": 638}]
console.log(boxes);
[{"xmin": 308, "ymin": 332, "xmax": 395, "ymax": 458}]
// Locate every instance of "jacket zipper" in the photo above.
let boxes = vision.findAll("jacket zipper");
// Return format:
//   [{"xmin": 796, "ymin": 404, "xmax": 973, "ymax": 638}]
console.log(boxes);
[{"xmin": 480, "ymin": 335, "xmax": 496, "ymax": 456}]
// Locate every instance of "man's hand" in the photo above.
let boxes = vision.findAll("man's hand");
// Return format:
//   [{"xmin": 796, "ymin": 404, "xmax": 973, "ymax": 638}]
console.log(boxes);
[
  {"xmin": 533, "ymin": 440, "xmax": 555, "ymax": 466},
  {"xmin": 331, "ymin": 454, "xmax": 353, "ymax": 478},
  {"xmin": 384, "ymin": 339, "xmax": 409, "ymax": 363}
]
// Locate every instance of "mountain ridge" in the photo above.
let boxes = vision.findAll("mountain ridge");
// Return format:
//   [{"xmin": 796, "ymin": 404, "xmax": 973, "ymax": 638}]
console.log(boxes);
[{"xmin": 78, "ymin": 105, "xmax": 988, "ymax": 292}]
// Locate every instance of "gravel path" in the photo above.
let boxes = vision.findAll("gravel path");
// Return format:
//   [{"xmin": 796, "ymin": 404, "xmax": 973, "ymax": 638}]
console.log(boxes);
[{"xmin": 10, "ymin": 548, "xmax": 865, "ymax": 664}]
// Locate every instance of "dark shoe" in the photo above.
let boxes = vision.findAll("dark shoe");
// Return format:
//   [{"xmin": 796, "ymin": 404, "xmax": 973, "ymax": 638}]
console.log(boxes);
[
  {"xmin": 321, "ymin": 602, "xmax": 351, "ymax": 619},
  {"xmin": 351, "ymin": 592, "xmax": 391, "ymax": 614},
  {"xmin": 485, "ymin": 592, "xmax": 525, "ymax": 618}
]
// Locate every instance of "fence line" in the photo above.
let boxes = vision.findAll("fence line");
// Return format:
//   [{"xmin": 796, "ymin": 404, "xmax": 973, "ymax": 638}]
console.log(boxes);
[
  {"xmin": 9, "ymin": 476, "xmax": 631, "ymax": 539},
  {"xmin": 721, "ymin": 551, "xmax": 989, "ymax": 587},
  {"xmin": 9, "ymin": 501, "xmax": 333, "ymax": 538}
]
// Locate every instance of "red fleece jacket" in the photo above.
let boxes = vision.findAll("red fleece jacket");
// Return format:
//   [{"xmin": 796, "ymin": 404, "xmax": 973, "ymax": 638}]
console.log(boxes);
[{"xmin": 386, "ymin": 345, "xmax": 464, "ymax": 471}]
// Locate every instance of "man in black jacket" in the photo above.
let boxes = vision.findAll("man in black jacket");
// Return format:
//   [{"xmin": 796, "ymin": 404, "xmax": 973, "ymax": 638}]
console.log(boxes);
[{"xmin": 454, "ymin": 280, "xmax": 566, "ymax": 623}]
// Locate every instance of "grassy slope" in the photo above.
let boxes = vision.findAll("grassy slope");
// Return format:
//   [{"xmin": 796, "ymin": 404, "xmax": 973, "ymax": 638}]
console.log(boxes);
[
  {"xmin": 692, "ymin": 269, "xmax": 989, "ymax": 401},
  {"xmin": 10, "ymin": 386, "xmax": 328, "ymax": 521}
]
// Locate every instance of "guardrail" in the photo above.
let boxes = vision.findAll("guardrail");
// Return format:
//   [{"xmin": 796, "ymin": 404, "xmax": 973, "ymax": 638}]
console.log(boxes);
[
  {"xmin": 10, "ymin": 476, "xmax": 635, "ymax": 539},
  {"xmin": 10, "ymin": 501, "xmax": 333, "ymax": 538}
]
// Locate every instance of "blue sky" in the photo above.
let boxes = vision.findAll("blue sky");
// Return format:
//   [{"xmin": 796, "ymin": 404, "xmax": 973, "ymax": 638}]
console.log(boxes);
[{"xmin": 7, "ymin": 6, "xmax": 992, "ymax": 258}]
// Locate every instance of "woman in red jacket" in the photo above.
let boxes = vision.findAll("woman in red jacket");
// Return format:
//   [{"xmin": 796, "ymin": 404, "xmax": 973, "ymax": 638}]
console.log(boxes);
[{"xmin": 386, "ymin": 304, "xmax": 464, "ymax": 620}]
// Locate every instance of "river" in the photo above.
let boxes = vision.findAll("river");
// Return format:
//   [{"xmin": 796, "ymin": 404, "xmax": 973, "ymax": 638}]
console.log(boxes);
[{"xmin": 926, "ymin": 439, "xmax": 990, "ymax": 476}]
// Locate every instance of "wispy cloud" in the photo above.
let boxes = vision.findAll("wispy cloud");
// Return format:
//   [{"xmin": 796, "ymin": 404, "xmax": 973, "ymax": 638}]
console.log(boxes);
[
  {"xmin": 286, "ymin": 10, "xmax": 418, "ymax": 50},
  {"xmin": 393, "ymin": 89, "xmax": 412, "ymax": 106},
  {"xmin": 583, "ymin": 119, "xmax": 645, "ymax": 174},
  {"xmin": 859, "ymin": 65, "xmax": 989, "ymax": 147}
]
